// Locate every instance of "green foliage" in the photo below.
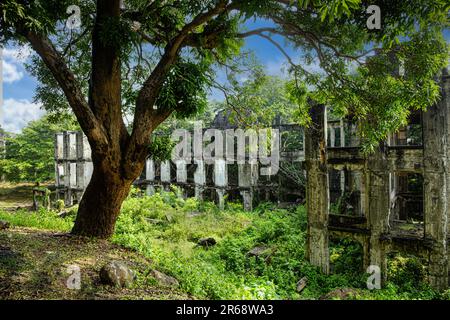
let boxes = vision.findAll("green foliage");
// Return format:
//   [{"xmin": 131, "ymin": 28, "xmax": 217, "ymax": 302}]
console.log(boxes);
[
  {"xmin": 387, "ymin": 254, "xmax": 428, "ymax": 292},
  {"xmin": 281, "ymin": 1, "xmax": 450, "ymax": 152},
  {"xmin": 0, "ymin": 208, "xmax": 73, "ymax": 232},
  {"xmin": 2, "ymin": 0, "xmax": 449, "ymax": 153},
  {"xmin": 1, "ymin": 188, "xmax": 448, "ymax": 300},
  {"xmin": 0, "ymin": 115, "xmax": 79, "ymax": 182},
  {"xmin": 156, "ymin": 60, "xmax": 210, "ymax": 119},
  {"xmin": 147, "ymin": 135, "xmax": 176, "ymax": 162},
  {"xmin": 216, "ymin": 73, "xmax": 300, "ymax": 127}
]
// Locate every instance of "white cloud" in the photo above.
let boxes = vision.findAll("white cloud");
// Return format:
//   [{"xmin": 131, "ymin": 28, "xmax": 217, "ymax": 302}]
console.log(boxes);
[
  {"xmin": 3, "ymin": 60, "xmax": 24, "ymax": 83},
  {"xmin": 3, "ymin": 46, "xmax": 32, "ymax": 62},
  {"xmin": 1, "ymin": 99, "xmax": 45, "ymax": 133},
  {"xmin": 1, "ymin": 45, "xmax": 31, "ymax": 83}
]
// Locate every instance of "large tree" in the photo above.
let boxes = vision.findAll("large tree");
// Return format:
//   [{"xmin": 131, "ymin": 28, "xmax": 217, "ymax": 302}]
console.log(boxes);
[{"xmin": 1, "ymin": 0, "xmax": 448, "ymax": 238}]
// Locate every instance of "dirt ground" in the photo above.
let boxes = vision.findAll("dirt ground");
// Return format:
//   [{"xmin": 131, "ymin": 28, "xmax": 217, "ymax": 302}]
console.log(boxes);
[
  {"xmin": 0, "ymin": 183, "xmax": 36, "ymax": 210},
  {"xmin": 0, "ymin": 226, "xmax": 191, "ymax": 300}
]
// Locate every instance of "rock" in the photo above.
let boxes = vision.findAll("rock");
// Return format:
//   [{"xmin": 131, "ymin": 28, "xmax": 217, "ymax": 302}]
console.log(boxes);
[
  {"xmin": 319, "ymin": 288, "xmax": 359, "ymax": 300},
  {"xmin": 146, "ymin": 218, "xmax": 166, "ymax": 225},
  {"xmin": 99, "ymin": 261, "xmax": 135, "ymax": 288},
  {"xmin": 57, "ymin": 211, "xmax": 69, "ymax": 218},
  {"xmin": 197, "ymin": 237, "xmax": 217, "ymax": 247},
  {"xmin": 296, "ymin": 277, "xmax": 308, "ymax": 293},
  {"xmin": 247, "ymin": 245, "xmax": 271, "ymax": 257},
  {"xmin": 149, "ymin": 269, "xmax": 179, "ymax": 287},
  {"xmin": 0, "ymin": 220, "xmax": 11, "ymax": 230},
  {"xmin": 187, "ymin": 211, "xmax": 202, "ymax": 218}
]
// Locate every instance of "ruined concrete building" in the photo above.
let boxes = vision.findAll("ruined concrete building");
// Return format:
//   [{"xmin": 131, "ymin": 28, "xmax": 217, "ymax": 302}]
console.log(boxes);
[
  {"xmin": 54, "ymin": 70, "xmax": 450, "ymax": 290},
  {"xmin": 305, "ymin": 70, "xmax": 450, "ymax": 290},
  {"xmin": 54, "ymin": 123, "xmax": 305, "ymax": 210}
]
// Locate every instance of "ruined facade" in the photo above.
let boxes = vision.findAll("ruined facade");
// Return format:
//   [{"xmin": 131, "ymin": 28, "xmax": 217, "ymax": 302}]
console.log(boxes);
[
  {"xmin": 54, "ymin": 124, "xmax": 305, "ymax": 209},
  {"xmin": 305, "ymin": 71, "xmax": 450, "ymax": 290}
]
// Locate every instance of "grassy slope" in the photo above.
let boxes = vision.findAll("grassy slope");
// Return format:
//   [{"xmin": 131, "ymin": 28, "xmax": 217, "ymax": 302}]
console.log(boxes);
[{"xmin": 0, "ymin": 227, "xmax": 190, "ymax": 300}]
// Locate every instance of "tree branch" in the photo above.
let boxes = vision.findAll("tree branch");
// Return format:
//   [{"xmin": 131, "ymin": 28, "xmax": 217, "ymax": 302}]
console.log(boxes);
[{"xmin": 21, "ymin": 29, "xmax": 108, "ymax": 148}]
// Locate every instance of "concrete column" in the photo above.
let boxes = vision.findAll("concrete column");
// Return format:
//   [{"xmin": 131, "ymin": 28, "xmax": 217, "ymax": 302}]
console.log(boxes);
[
  {"xmin": 175, "ymin": 160, "xmax": 187, "ymax": 183},
  {"xmin": 340, "ymin": 119, "xmax": 345, "ymax": 147},
  {"xmin": 238, "ymin": 163, "xmax": 258, "ymax": 211},
  {"xmin": 305, "ymin": 103, "xmax": 330, "ymax": 274},
  {"xmin": 423, "ymin": 71, "xmax": 449, "ymax": 290},
  {"xmin": 359, "ymin": 171, "xmax": 366, "ymax": 217},
  {"xmin": 214, "ymin": 159, "xmax": 227, "ymax": 209},
  {"xmin": 160, "ymin": 160, "xmax": 171, "ymax": 191},
  {"xmin": 65, "ymin": 132, "xmax": 77, "ymax": 160},
  {"xmin": 240, "ymin": 190, "xmax": 253, "ymax": 211},
  {"xmin": 216, "ymin": 189, "xmax": 226, "ymax": 210},
  {"xmin": 55, "ymin": 133, "xmax": 64, "ymax": 160},
  {"xmin": 194, "ymin": 159, "xmax": 205, "ymax": 200},
  {"xmin": 366, "ymin": 143, "xmax": 390, "ymax": 283},
  {"xmin": 145, "ymin": 159, "xmax": 155, "ymax": 196},
  {"xmin": 330, "ymin": 125, "xmax": 336, "ymax": 147},
  {"xmin": 443, "ymin": 69, "xmax": 450, "ymax": 263}
]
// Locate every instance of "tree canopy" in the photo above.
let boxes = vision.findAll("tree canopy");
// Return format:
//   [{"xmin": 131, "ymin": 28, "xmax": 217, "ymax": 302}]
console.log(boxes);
[
  {"xmin": 0, "ymin": 115, "xmax": 79, "ymax": 182},
  {"xmin": 1, "ymin": 0, "xmax": 448, "ymax": 237}
]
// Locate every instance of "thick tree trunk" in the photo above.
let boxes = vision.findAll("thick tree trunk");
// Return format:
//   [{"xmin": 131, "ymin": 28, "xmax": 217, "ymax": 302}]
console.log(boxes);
[{"xmin": 71, "ymin": 164, "xmax": 135, "ymax": 238}]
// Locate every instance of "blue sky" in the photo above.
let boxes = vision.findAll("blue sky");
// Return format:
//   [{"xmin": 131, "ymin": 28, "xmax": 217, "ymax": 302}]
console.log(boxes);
[
  {"xmin": 1, "ymin": 16, "xmax": 301, "ymax": 133},
  {"xmin": 1, "ymin": 22, "xmax": 449, "ymax": 134}
]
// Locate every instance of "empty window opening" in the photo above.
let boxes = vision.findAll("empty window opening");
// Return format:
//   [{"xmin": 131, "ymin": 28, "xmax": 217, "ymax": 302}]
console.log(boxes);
[
  {"xmin": 390, "ymin": 111, "xmax": 423, "ymax": 146},
  {"xmin": 330, "ymin": 169, "xmax": 365, "ymax": 217},
  {"xmin": 391, "ymin": 173, "xmax": 424, "ymax": 223}
]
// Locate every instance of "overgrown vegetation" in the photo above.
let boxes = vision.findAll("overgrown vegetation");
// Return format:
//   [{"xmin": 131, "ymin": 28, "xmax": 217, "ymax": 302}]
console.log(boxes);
[
  {"xmin": 0, "ymin": 115, "xmax": 79, "ymax": 183},
  {"xmin": 1, "ymin": 187, "xmax": 448, "ymax": 300}
]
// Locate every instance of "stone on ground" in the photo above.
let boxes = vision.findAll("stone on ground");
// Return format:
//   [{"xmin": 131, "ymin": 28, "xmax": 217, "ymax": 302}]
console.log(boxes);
[
  {"xmin": 0, "ymin": 220, "xmax": 11, "ymax": 230},
  {"xmin": 296, "ymin": 277, "xmax": 308, "ymax": 293},
  {"xmin": 197, "ymin": 237, "xmax": 217, "ymax": 247},
  {"xmin": 319, "ymin": 288, "xmax": 359, "ymax": 300},
  {"xmin": 149, "ymin": 269, "xmax": 179, "ymax": 288},
  {"xmin": 99, "ymin": 261, "xmax": 136, "ymax": 288}
]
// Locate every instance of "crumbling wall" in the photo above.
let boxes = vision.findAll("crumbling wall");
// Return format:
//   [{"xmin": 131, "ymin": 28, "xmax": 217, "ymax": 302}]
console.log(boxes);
[
  {"xmin": 55, "ymin": 125, "xmax": 305, "ymax": 211},
  {"xmin": 305, "ymin": 71, "xmax": 450, "ymax": 290}
]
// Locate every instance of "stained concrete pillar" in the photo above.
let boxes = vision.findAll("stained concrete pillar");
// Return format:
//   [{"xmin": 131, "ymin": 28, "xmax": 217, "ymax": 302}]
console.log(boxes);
[
  {"xmin": 443, "ymin": 69, "xmax": 450, "ymax": 268},
  {"xmin": 145, "ymin": 159, "xmax": 155, "ymax": 196},
  {"xmin": 366, "ymin": 143, "xmax": 390, "ymax": 284},
  {"xmin": 175, "ymin": 160, "xmax": 187, "ymax": 183},
  {"xmin": 339, "ymin": 121, "xmax": 346, "ymax": 196},
  {"xmin": 340, "ymin": 119, "xmax": 345, "ymax": 147},
  {"xmin": 423, "ymin": 71, "xmax": 449, "ymax": 290},
  {"xmin": 305, "ymin": 103, "xmax": 330, "ymax": 274},
  {"xmin": 214, "ymin": 159, "xmax": 227, "ymax": 210},
  {"xmin": 194, "ymin": 159, "xmax": 205, "ymax": 200},
  {"xmin": 238, "ymin": 163, "xmax": 258, "ymax": 211},
  {"xmin": 160, "ymin": 160, "xmax": 171, "ymax": 191},
  {"xmin": 330, "ymin": 125, "xmax": 336, "ymax": 147}
]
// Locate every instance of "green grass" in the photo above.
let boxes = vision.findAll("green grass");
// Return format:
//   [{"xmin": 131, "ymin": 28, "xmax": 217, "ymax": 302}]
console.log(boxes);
[
  {"xmin": 1, "ymin": 186, "xmax": 448, "ymax": 300},
  {"xmin": 0, "ymin": 208, "xmax": 73, "ymax": 232}
]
